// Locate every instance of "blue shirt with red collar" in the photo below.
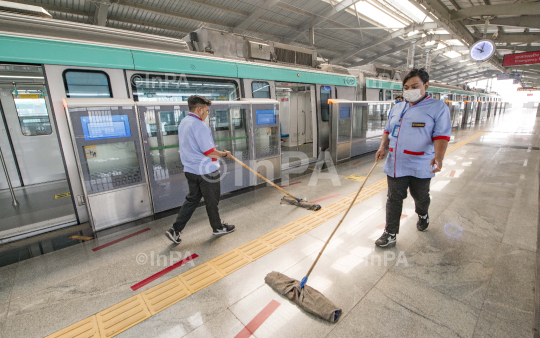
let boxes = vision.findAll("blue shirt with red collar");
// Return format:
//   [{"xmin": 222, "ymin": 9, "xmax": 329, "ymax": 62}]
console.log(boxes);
[
  {"xmin": 383, "ymin": 96, "xmax": 451, "ymax": 178},
  {"xmin": 178, "ymin": 113, "xmax": 220, "ymax": 175}
]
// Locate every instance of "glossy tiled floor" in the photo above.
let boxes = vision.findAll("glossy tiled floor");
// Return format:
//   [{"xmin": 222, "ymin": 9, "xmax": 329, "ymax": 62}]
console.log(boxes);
[{"xmin": 0, "ymin": 108, "xmax": 538, "ymax": 338}]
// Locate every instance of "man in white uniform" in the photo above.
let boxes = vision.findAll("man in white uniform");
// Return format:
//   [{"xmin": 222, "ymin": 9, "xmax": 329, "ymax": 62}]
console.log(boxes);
[
  {"xmin": 375, "ymin": 68, "xmax": 451, "ymax": 247},
  {"xmin": 166, "ymin": 95, "xmax": 235, "ymax": 245}
]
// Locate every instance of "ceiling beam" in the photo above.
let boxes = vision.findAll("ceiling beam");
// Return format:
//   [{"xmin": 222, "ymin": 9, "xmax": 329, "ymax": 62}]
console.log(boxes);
[
  {"xmin": 408, "ymin": 0, "xmax": 507, "ymax": 73},
  {"xmin": 493, "ymin": 33, "xmax": 540, "ymax": 44},
  {"xmin": 234, "ymin": 0, "xmax": 281, "ymax": 33},
  {"xmin": 349, "ymin": 34, "xmax": 455, "ymax": 66},
  {"xmin": 12, "ymin": 0, "xmax": 89, "ymax": 17},
  {"xmin": 331, "ymin": 22, "xmax": 438, "ymax": 64},
  {"xmin": 408, "ymin": 0, "xmax": 474, "ymax": 45},
  {"xmin": 463, "ymin": 16, "xmax": 540, "ymax": 30},
  {"xmin": 94, "ymin": 0, "xmax": 110, "ymax": 26},
  {"xmin": 498, "ymin": 46, "xmax": 540, "ymax": 53},
  {"xmin": 283, "ymin": 0, "xmax": 363, "ymax": 43},
  {"xmin": 450, "ymin": 2, "xmax": 540, "ymax": 21},
  {"xmin": 443, "ymin": 70, "xmax": 499, "ymax": 82}
]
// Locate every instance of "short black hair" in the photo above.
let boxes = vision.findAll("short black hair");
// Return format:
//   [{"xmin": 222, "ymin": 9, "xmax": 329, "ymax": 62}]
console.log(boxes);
[
  {"xmin": 187, "ymin": 95, "xmax": 212, "ymax": 111},
  {"xmin": 402, "ymin": 68, "xmax": 429, "ymax": 86},
  {"xmin": 395, "ymin": 95, "xmax": 404, "ymax": 100}
]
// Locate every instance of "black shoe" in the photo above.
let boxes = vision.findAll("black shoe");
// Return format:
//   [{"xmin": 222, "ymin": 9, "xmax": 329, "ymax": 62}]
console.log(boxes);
[
  {"xmin": 417, "ymin": 214, "xmax": 429, "ymax": 231},
  {"xmin": 213, "ymin": 223, "xmax": 235, "ymax": 236},
  {"xmin": 375, "ymin": 231, "xmax": 396, "ymax": 247},
  {"xmin": 165, "ymin": 228, "xmax": 181, "ymax": 244}
]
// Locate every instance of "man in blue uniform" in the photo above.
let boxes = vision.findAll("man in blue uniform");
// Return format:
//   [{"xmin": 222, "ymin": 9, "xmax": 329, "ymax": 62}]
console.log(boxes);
[
  {"xmin": 166, "ymin": 95, "xmax": 235, "ymax": 245},
  {"xmin": 375, "ymin": 68, "xmax": 451, "ymax": 247}
]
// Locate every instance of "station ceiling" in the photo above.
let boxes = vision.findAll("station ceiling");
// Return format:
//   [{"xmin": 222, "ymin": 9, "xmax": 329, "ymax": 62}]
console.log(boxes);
[{"xmin": 4, "ymin": 0, "xmax": 540, "ymax": 86}]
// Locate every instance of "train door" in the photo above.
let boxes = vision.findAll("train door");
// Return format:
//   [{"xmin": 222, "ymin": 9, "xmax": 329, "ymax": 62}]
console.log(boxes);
[
  {"xmin": 44, "ymin": 65, "xmax": 131, "ymax": 228},
  {"xmin": 0, "ymin": 64, "xmax": 77, "ymax": 241},
  {"xmin": 275, "ymin": 82, "xmax": 316, "ymax": 169},
  {"xmin": 316, "ymin": 84, "xmax": 336, "ymax": 155}
]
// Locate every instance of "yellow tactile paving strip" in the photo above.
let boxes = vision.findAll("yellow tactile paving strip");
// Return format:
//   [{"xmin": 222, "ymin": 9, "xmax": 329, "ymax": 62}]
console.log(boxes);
[
  {"xmin": 45, "ymin": 131, "xmax": 486, "ymax": 338},
  {"xmin": 96, "ymin": 295, "xmax": 151, "ymax": 337},
  {"xmin": 344, "ymin": 174, "xmax": 367, "ymax": 182}
]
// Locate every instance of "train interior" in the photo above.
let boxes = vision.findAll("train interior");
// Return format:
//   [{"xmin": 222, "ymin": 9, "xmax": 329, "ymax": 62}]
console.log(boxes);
[
  {"xmin": 0, "ymin": 64, "xmax": 77, "ymax": 241},
  {"xmin": 276, "ymin": 82, "xmax": 316, "ymax": 169}
]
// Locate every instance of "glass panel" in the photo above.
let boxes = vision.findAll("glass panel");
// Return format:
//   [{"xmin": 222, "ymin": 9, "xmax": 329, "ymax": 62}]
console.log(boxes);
[
  {"xmin": 352, "ymin": 103, "xmax": 388, "ymax": 140},
  {"xmin": 13, "ymin": 97, "xmax": 52, "ymax": 136},
  {"xmin": 132, "ymin": 74, "xmax": 238, "ymax": 102},
  {"xmin": 338, "ymin": 118, "xmax": 351, "ymax": 144},
  {"xmin": 210, "ymin": 108, "xmax": 249, "ymax": 162},
  {"xmin": 84, "ymin": 141, "xmax": 142, "ymax": 193},
  {"xmin": 64, "ymin": 70, "xmax": 111, "ymax": 98},
  {"xmin": 379, "ymin": 90, "xmax": 383, "ymax": 101},
  {"xmin": 320, "ymin": 86, "xmax": 331, "ymax": 122},
  {"xmin": 255, "ymin": 126, "xmax": 279, "ymax": 158},
  {"xmin": 252, "ymin": 81, "xmax": 270, "ymax": 99},
  {"xmin": 144, "ymin": 108, "xmax": 188, "ymax": 181},
  {"xmin": 385, "ymin": 90, "xmax": 392, "ymax": 101}
]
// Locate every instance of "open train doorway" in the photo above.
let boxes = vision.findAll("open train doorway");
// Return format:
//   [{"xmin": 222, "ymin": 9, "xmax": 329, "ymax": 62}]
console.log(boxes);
[
  {"xmin": 275, "ymin": 82, "xmax": 316, "ymax": 169},
  {"xmin": 0, "ymin": 64, "xmax": 77, "ymax": 242}
]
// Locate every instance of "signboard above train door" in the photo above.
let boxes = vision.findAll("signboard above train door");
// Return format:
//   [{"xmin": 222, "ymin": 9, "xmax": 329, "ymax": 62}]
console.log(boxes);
[{"xmin": 502, "ymin": 51, "xmax": 540, "ymax": 67}]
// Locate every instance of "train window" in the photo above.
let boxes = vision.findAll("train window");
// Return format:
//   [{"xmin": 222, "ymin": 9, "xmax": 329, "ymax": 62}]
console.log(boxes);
[
  {"xmin": 63, "ymin": 70, "xmax": 112, "ymax": 98},
  {"xmin": 320, "ymin": 86, "xmax": 331, "ymax": 121},
  {"xmin": 379, "ymin": 90, "xmax": 383, "ymax": 101},
  {"xmin": 252, "ymin": 81, "xmax": 270, "ymax": 98},
  {"xmin": 13, "ymin": 94, "xmax": 52, "ymax": 136},
  {"xmin": 131, "ymin": 74, "xmax": 239, "ymax": 102},
  {"xmin": 385, "ymin": 90, "xmax": 392, "ymax": 101}
]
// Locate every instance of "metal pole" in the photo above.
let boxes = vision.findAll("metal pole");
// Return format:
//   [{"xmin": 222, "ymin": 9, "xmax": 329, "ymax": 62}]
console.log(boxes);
[
  {"xmin": 0, "ymin": 144, "xmax": 19, "ymax": 206},
  {"xmin": 426, "ymin": 50, "xmax": 430, "ymax": 73}
]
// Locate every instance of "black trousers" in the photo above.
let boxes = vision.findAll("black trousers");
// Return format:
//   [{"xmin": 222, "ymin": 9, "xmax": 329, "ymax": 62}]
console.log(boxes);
[
  {"xmin": 385, "ymin": 175, "xmax": 431, "ymax": 234},
  {"xmin": 173, "ymin": 170, "xmax": 222, "ymax": 232}
]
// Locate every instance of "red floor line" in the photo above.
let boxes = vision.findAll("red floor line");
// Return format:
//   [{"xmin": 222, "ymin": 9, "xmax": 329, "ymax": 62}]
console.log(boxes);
[
  {"xmin": 352, "ymin": 160, "xmax": 362, "ymax": 165},
  {"xmin": 449, "ymin": 170, "xmax": 456, "ymax": 177},
  {"xmin": 312, "ymin": 194, "xmax": 341, "ymax": 203},
  {"xmin": 131, "ymin": 253, "xmax": 199, "ymax": 291},
  {"xmin": 234, "ymin": 300, "xmax": 281, "ymax": 338},
  {"xmin": 92, "ymin": 228, "xmax": 151, "ymax": 252},
  {"xmin": 279, "ymin": 181, "xmax": 302, "ymax": 188}
]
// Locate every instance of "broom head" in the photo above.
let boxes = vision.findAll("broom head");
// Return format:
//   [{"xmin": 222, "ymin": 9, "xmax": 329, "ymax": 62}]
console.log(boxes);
[{"xmin": 280, "ymin": 196, "xmax": 321, "ymax": 211}]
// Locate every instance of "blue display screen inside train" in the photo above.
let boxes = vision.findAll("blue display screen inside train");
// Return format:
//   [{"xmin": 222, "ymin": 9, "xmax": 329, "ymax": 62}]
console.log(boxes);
[
  {"xmin": 256, "ymin": 109, "xmax": 276, "ymax": 125},
  {"xmin": 81, "ymin": 115, "xmax": 131, "ymax": 140},
  {"xmin": 340, "ymin": 107, "xmax": 350, "ymax": 118}
]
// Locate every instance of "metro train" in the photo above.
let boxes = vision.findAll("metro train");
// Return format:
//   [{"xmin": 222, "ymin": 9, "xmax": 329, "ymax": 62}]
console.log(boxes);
[{"xmin": 0, "ymin": 11, "xmax": 503, "ymax": 239}]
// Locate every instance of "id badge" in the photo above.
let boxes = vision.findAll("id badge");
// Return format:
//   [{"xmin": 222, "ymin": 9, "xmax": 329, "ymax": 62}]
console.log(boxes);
[{"xmin": 392, "ymin": 124, "xmax": 400, "ymax": 137}]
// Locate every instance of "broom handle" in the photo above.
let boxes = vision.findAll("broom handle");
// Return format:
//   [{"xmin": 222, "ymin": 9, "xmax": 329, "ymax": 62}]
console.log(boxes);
[
  {"xmin": 304, "ymin": 159, "xmax": 380, "ymax": 279},
  {"xmin": 230, "ymin": 155, "xmax": 299, "ymax": 201}
]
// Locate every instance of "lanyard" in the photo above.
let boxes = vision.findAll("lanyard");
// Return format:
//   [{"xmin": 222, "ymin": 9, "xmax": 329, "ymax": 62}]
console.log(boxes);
[
  {"xmin": 188, "ymin": 113, "xmax": 202, "ymax": 121},
  {"xmin": 397, "ymin": 105, "xmax": 408, "ymax": 124},
  {"xmin": 397, "ymin": 94, "xmax": 430, "ymax": 124}
]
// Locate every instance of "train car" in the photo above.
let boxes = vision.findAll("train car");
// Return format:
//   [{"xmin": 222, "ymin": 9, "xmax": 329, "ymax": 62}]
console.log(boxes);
[
  {"xmin": 362, "ymin": 77, "xmax": 502, "ymax": 128},
  {"xmin": 0, "ymin": 13, "xmax": 373, "ymax": 240},
  {"xmin": 0, "ymin": 11, "xmax": 504, "ymax": 241}
]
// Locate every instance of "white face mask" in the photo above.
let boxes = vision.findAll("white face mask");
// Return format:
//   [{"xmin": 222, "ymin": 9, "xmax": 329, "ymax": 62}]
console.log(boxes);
[{"xmin": 403, "ymin": 89, "xmax": 423, "ymax": 102}]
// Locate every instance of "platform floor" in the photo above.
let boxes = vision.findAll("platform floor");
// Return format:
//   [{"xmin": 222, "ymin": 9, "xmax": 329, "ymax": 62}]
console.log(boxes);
[{"xmin": 0, "ymin": 108, "xmax": 537, "ymax": 338}]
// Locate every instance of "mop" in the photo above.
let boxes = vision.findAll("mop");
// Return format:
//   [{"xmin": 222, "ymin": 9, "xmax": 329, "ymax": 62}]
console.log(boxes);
[
  {"xmin": 230, "ymin": 155, "xmax": 321, "ymax": 211},
  {"xmin": 265, "ymin": 159, "xmax": 380, "ymax": 322}
]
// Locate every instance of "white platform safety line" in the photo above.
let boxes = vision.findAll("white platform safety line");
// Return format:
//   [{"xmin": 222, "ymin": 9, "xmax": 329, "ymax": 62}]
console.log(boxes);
[{"xmin": 45, "ymin": 131, "xmax": 487, "ymax": 338}]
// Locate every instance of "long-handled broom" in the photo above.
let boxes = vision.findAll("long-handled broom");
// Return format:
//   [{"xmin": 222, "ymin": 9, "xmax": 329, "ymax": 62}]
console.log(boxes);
[
  {"xmin": 230, "ymin": 155, "xmax": 321, "ymax": 211},
  {"xmin": 265, "ymin": 159, "xmax": 380, "ymax": 322}
]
